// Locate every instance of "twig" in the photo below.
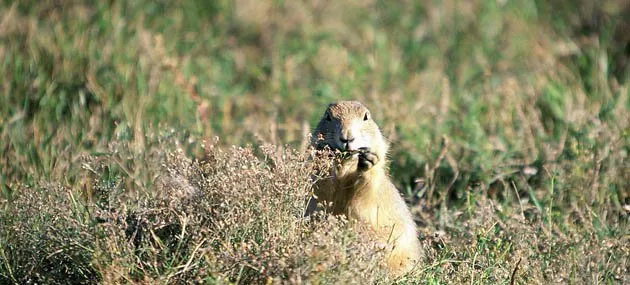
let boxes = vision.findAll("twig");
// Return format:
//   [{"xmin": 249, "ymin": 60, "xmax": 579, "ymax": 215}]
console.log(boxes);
[
  {"xmin": 510, "ymin": 257, "xmax": 522, "ymax": 285},
  {"xmin": 511, "ymin": 180, "xmax": 525, "ymax": 220},
  {"xmin": 168, "ymin": 238, "xmax": 207, "ymax": 280},
  {"xmin": 427, "ymin": 136, "xmax": 449, "ymax": 206}
]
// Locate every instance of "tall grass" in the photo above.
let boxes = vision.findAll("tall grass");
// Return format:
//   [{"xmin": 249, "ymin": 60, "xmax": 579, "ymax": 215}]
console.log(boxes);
[{"xmin": 1, "ymin": 0, "xmax": 628, "ymax": 283}]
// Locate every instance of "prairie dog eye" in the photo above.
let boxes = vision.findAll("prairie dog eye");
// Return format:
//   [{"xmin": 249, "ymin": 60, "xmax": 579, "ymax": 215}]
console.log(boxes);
[{"xmin": 363, "ymin": 111, "xmax": 370, "ymax": 121}]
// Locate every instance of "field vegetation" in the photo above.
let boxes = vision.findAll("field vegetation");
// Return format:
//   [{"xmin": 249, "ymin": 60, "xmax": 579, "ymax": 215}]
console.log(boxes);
[{"xmin": 0, "ymin": 0, "xmax": 628, "ymax": 284}]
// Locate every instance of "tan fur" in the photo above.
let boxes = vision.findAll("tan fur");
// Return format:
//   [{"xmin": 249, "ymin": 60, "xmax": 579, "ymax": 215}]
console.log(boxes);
[{"xmin": 306, "ymin": 101, "xmax": 422, "ymax": 276}]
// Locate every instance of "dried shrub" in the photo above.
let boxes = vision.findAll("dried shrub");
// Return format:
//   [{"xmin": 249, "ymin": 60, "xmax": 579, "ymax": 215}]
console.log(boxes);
[
  {"xmin": 88, "ymin": 141, "xmax": 387, "ymax": 283},
  {"xmin": 0, "ymin": 184, "xmax": 98, "ymax": 284}
]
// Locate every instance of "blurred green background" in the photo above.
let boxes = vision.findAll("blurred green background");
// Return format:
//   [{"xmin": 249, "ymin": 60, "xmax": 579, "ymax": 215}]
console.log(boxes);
[{"xmin": 1, "ymin": 0, "xmax": 628, "ymax": 196}]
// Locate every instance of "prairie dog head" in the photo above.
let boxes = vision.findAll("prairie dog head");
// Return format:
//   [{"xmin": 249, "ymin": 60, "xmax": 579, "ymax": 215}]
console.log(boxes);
[{"xmin": 312, "ymin": 101, "xmax": 388, "ymax": 158}]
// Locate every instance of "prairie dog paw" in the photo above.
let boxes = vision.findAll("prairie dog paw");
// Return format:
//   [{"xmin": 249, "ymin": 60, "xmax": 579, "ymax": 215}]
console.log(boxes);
[{"xmin": 357, "ymin": 148, "xmax": 379, "ymax": 171}]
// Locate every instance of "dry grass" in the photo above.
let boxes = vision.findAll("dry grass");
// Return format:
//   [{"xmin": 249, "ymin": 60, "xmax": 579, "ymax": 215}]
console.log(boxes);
[
  {"xmin": 2, "ymin": 140, "xmax": 389, "ymax": 283},
  {"xmin": 1, "ymin": 136, "xmax": 627, "ymax": 284}
]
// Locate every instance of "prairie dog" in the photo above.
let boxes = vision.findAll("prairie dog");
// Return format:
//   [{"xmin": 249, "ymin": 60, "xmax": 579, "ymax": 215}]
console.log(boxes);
[{"xmin": 306, "ymin": 101, "xmax": 422, "ymax": 276}]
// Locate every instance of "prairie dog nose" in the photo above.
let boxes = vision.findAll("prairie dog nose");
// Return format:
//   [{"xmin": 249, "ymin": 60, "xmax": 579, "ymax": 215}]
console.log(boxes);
[
  {"xmin": 340, "ymin": 125, "xmax": 363, "ymax": 150},
  {"xmin": 341, "ymin": 127, "xmax": 356, "ymax": 143},
  {"xmin": 339, "ymin": 136, "xmax": 355, "ymax": 151},
  {"xmin": 340, "ymin": 136, "xmax": 355, "ymax": 143}
]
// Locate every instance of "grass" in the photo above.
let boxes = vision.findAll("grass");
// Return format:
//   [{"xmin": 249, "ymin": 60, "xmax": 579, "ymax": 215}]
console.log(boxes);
[{"xmin": 0, "ymin": 0, "xmax": 629, "ymax": 283}]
